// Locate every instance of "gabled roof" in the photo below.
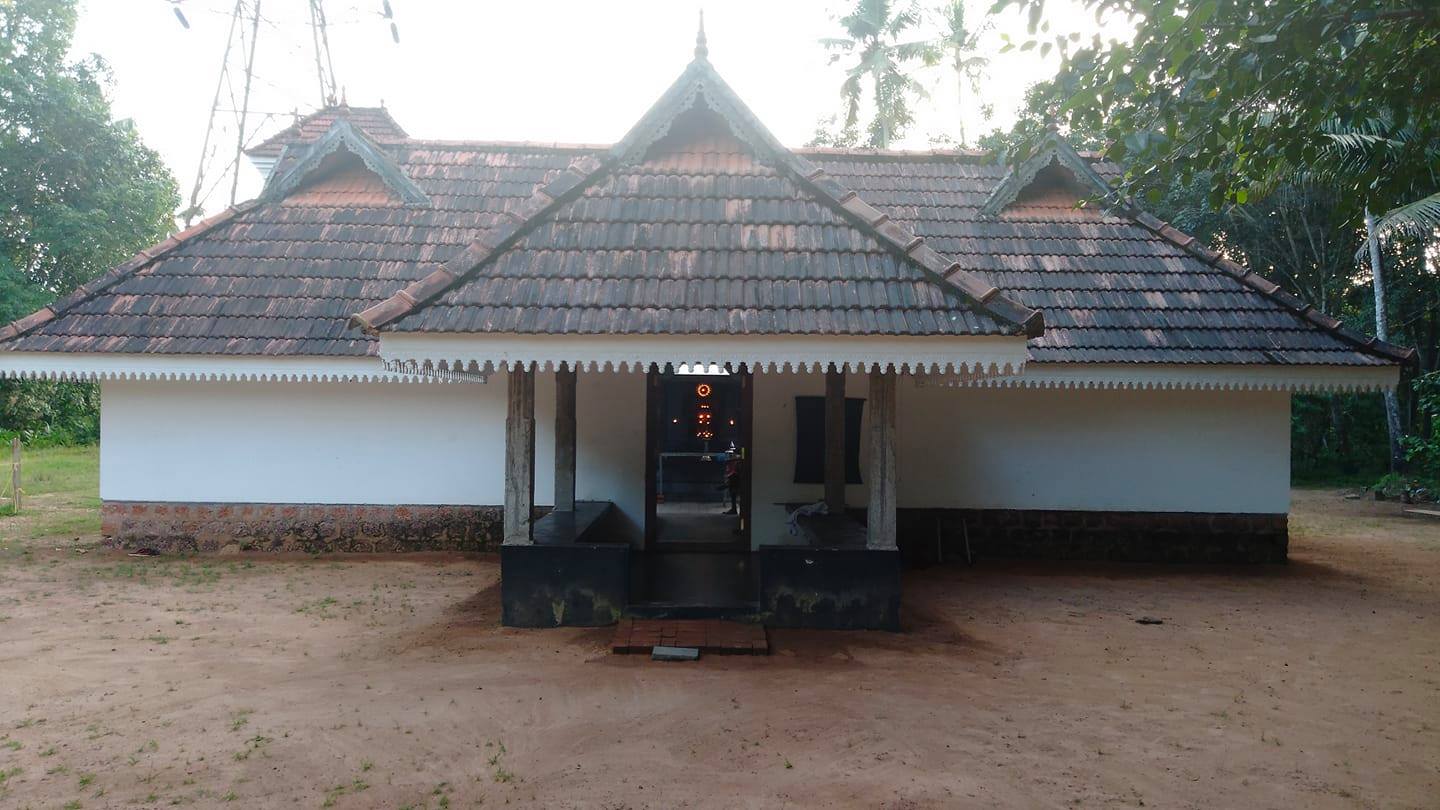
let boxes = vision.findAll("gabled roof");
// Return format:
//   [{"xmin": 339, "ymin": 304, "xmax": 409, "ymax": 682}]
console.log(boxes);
[
  {"xmin": 262, "ymin": 119, "xmax": 430, "ymax": 206},
  {"xmin": 351, "ymin": 49, "xmax": 1040, "ymax": 339},
  {"xmin": 246, "ymin": 104, "xmax": 407, "ymax": 159},
  {"xmin": 0, "ymin": 45, "xmax": 1412, "ymax": 366}
]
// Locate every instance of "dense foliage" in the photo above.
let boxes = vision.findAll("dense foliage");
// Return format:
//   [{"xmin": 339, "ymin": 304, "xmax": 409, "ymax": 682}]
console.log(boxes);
[
  {"xmin": 990, "ymin": 0, "xmax": 1440, "ymax": 212},
  {"xmin": 982, "ymin": 0, "xmax": 1440, "ymax": 491},
  {"xmin": 0, "ymin": 0, "xmax": 179, "ymax": 446}
]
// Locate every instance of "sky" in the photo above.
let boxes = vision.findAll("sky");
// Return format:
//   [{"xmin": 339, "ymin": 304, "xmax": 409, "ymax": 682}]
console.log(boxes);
[{"xmin": 70, "ymin": 0, "xmax": 1129, "ymax": 216}]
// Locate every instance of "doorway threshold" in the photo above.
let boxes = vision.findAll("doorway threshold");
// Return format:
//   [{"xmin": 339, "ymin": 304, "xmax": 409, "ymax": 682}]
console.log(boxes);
[{"xmin": 623, "ymin": 600, "xmax": 761, "ymax": 621}]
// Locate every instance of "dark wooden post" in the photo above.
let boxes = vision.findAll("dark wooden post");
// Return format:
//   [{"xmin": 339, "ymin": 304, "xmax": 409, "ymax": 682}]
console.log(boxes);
[
  {"xmin": 866, "ymin": 367, "xmax": 897, "ymax": 550},
  {"xmin": 504, "ymin": 364, "xmax": 536, "ymax": 545},
  {"xmin": 824, "ymin": 367, "xmax": 846, "ymax": 513},
  {"xmin": 554, "ymin": 367, "xmax": 577, "ymax": 512}
]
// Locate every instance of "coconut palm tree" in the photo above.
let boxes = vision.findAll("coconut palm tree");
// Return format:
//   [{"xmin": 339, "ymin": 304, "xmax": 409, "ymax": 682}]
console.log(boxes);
[
  {"xmin": 1320, "ymin": 119, "xmax": 1440, "ymax": 471},
  {"xmin": 932, "ymin": 0, "xmax": 989, "ymax": 146},
  {"xmin": 820, "ymin": 0, "xmax": 931, "ymax": 149},
  {"xmin": 1318, "ymin": 119, "xmax": 1440, "ymax": 244}
]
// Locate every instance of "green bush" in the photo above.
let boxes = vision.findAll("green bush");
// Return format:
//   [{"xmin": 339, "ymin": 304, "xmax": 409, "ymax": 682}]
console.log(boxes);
[
  {"xmin": 1400, "ymin": 371, "xmax": 1440, "ymax": 497},
  {"xmin": 0, "ymin": 380, "xmax": 100, "ymax": 448}
]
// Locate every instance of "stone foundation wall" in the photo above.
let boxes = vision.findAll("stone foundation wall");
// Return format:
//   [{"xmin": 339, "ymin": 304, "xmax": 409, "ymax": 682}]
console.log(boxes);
[
  {"xmin": 897, "ymin": 508, "xmax": 1288, "ymax": 564},
  {"xmin": 101, "ymin": 501, "xmax": 511, "ymax": 554},
  {"xmin": 103, "ymin": 501, "xmax": 1288, "ymax": 563}
]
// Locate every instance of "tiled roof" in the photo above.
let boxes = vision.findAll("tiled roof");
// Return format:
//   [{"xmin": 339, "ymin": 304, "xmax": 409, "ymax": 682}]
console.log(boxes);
[
  {"xmin": 245, "ymin": 105, "xmax": 407, "ymax": 159},
  {"xmin": 356, "ymin": 54, "xmax": 1037, "ymax": 339},
  {"xmin": 380, "ymin": 118, "xmax": 1013, "ymax": 337},
  {"xmin": 807, "ymin": 153, "xmax": 1409, "ymax": 365},
  {"xmin": 0, "ymin": 143, "xmax": 579, "ymax": 356},
  {"xmin": 0, "ymin": 60, "xmax": 1411, "ymax": 366}
]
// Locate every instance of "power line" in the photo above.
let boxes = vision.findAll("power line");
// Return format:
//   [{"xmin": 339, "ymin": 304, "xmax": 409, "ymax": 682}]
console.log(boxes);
[
  {"xmin": 181, "ymin": 0, "xmax": 243, "ymax": 226},
  {"xmin": 230, "ymin": 0, "xmax": 263, "ymax": 206},
  {"xmin": 169, "ymin": 0, "xmax": 403, "ymax": 220}
]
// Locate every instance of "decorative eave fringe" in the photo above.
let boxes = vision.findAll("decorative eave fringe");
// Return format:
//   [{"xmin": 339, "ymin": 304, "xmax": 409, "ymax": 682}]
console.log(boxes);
[
  {"xmin": 917, "ymin": 372, "xmax": 1397, "ymax": 393},
  {"xmin": 383, "ymin": 356, "xmax": 1025, "ymax": 379},
  {"xmin": 0, "ymin": 368, "xmax": 465, "ymax": 384}
]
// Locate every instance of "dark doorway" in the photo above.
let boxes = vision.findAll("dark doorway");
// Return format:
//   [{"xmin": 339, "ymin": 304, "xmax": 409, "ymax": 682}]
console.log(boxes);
[{"xmin": 643, "ymin": 365, "xmax": 752, "ymax": 551}]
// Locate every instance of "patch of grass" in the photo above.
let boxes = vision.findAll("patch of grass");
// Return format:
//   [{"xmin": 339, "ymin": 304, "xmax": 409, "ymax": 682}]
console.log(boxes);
[
  {"xmin": 295, "ymin": 596, "xmax": 340, "ymax": 618},
  {"xmin": 233, "ymin": 735, "xmax": 271, "ymax": 761},
  {"xmin": 0, "ymin": 445, "xmax": 100, "ymax": 543},
  {"xmin": 93, "ymin": 559, "xmax": 224, "ymax": 589},
  {"xmin": 486, "ymin": 740, "xmax": 516, "ymax": 784},
  {"xmin": 230, "ymin": 710, "xmax": 253, "ymax": 732}
]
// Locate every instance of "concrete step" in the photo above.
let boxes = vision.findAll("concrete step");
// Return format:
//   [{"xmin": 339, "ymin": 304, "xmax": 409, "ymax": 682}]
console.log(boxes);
[{"xmin": 624, "ymin": 601, "xmax": 760, "ymax": 621}]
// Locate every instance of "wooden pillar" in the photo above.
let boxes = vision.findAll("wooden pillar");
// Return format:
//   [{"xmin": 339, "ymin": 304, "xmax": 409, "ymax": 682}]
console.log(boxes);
[
  {"xmin": 824, "ymin": 367, "xmax": 846, "ymax": 513},
  {"xmin": 554, "ymin": 367, "xmax": 577, "ymax": 512},
  {"xmin": 866, "ymin": 367, "xmax": 897, "ymax": 551},
  {"xmin": 504, "ymin": 365, "xmax": 536, "ymax": 545}
]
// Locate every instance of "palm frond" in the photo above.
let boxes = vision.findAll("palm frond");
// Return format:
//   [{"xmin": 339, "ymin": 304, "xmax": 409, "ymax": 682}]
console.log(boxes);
[{"xmin": 1372, "ymin": 191, "xmax": 1440, "ymax": 242}]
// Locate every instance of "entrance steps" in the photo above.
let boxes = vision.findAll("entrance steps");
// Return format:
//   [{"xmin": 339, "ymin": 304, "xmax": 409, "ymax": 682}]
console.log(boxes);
[{"xmin": 611, "ymin": 618, "xmax": 768, "ymax": 655}]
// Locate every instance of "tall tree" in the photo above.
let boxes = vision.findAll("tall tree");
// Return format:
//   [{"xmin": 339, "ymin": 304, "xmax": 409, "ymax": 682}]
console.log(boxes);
[
  {"xmin": 0, "ymin": 0, "xmax": 178, "ymax": 303},
  {"xmin": 995, "ymin": 0, "xmax": 1440, "ymax": 482},
  {"xmin": 0, "ymin": 0, "xmax": 179, "ymax": 444},
  {"xmin": 991, "ymin": 0, "xmax": 1440, "ymax": 215},
  {"xmin": 821, "ymin": 0, "xmax": 932, "ymax": 148},
  {"xmin": 1297, "ymin": 117, "xmax": 1439, "ymax": 471},
  {"xmin": 932, "ymin": 0, "xmax": 989, "ymax": 146}
]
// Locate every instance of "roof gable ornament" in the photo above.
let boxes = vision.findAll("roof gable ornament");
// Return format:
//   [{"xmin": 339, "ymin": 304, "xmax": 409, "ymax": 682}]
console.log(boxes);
[
  {"xmin": 262, "ymin": 119, "xmax": 430, "ymax": 206},
  {"xmin": 979, "ymin": 129, "xmax": 1120, "ymax": 218},
  {"xmin": 695, "ymin": 10, "xmax": 708, "ymax": 60}
]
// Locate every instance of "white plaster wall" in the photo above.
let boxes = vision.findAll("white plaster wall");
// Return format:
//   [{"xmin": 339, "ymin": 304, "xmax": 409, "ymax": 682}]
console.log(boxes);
[
  {"xmin": 895, "ymin": 383, "xmax": 1292, "ymax": 514},
  {"xmin": 100, "ymin": 379, "xmax": 518, "ymax": 506},
  {"xmin": 747, "ymin": 372, "xmax": 1292, "ymax": 547},
  {"xmin": 101, "ymin": 371, "xmax": 1290, "ymax": 549},
  {"xmin": 100, "ymin": 373, "xmax": 647, "ymax": 540},
  {"xmin": 573, "ymin": 369, "xmax": 647, "ymax": 543}
]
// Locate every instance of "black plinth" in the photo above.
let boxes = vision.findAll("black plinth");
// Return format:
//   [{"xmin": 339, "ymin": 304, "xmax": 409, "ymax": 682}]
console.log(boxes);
[{"xmin": 756, "ymin": 546, "xmax": 901, "ymax": 631}]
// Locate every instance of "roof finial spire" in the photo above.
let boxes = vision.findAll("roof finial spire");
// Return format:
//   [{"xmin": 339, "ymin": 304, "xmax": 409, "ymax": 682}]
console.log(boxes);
[{"xmin": 694, "ymin": 9, "xmax": 708, "ymax": 60}]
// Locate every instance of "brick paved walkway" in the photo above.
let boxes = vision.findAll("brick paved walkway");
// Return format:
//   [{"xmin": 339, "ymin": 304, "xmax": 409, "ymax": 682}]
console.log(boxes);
[{"xmin": 610, "ymin": 618, "xmax": 768, "ymax": 655}]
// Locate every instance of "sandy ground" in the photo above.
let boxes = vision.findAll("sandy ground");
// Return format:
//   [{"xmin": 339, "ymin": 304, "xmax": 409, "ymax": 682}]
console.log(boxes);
[{"xmin": 0, "ymin": 490, "xmax": 1437, "ymax": 809}]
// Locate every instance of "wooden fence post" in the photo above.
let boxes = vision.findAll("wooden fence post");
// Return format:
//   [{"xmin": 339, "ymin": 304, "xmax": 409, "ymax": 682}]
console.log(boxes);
[{"xmin": 10, "ymin": 437, "xmax": 19, "ymax": 513}]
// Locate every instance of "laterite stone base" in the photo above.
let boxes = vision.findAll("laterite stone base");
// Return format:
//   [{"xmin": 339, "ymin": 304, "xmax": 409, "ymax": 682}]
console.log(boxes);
[
  {"xmin": 611, "ymin": 619, "xmax": 768, "ymax": 655},
  {"xmin": 897, "ymin": 508, "xmax": 1288, "ymax": 564},
  {"xmin": 101, "ymin": 501, "xmax": 511, "ymax": 553}
]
